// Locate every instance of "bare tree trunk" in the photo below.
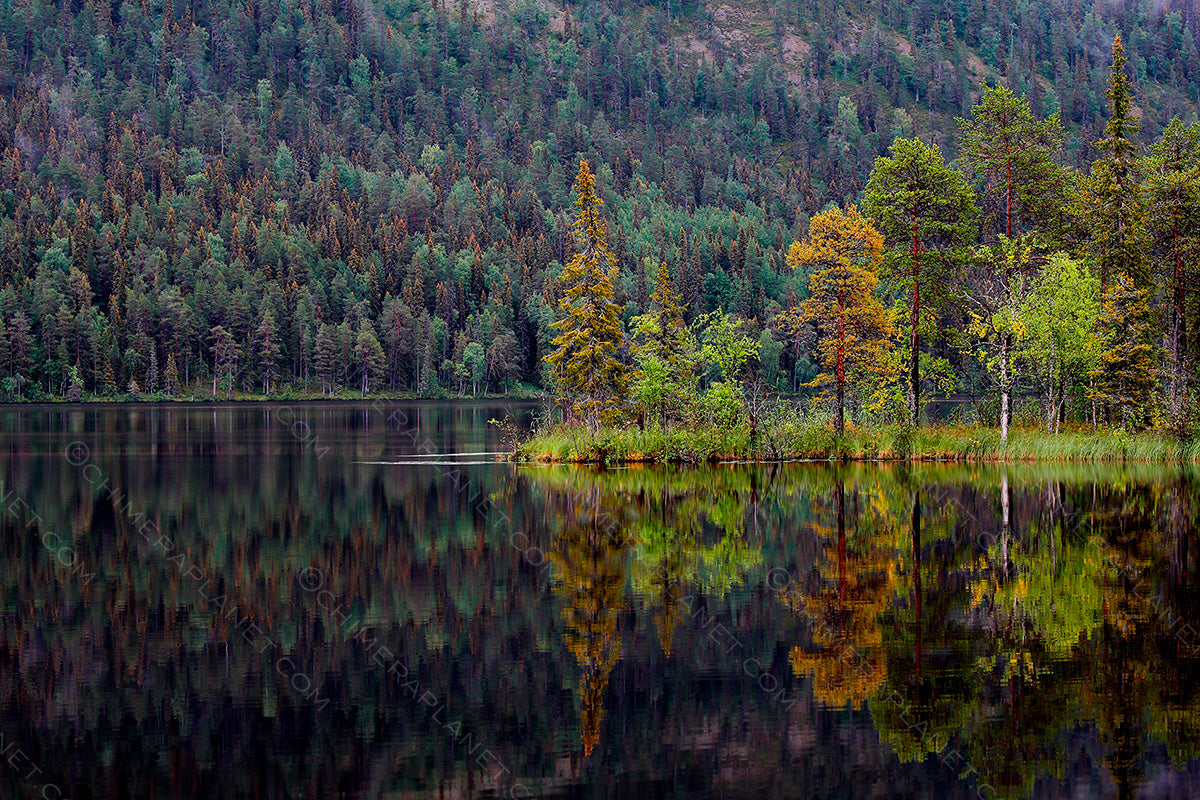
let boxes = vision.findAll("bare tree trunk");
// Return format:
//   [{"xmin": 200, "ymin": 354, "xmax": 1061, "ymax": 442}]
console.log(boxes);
[
  {"xmin": 1046, "ymin": 336, "xmax": 1056, "ymax": 433},
  {"xmin": 1000, "ymin": 333, "xmax": 1010, "ymax": 445}
]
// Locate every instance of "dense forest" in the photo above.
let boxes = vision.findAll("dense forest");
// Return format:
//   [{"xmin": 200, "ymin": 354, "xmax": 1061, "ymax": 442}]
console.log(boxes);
[{"xmin": 0, "ymin": 0, "xmax": 1197, "ymax": 427}]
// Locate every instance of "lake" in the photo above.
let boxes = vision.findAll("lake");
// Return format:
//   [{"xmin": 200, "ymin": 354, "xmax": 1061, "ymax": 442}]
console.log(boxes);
[{"xmin": 1, "ymin": 401, "xmax": 1198, "ymax": 799}]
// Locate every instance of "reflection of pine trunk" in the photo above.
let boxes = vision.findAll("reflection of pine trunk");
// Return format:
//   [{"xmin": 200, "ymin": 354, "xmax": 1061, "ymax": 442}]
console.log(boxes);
[{"xmin": 837, "ymin": 479, "xmax": 846, "ymax": 602}]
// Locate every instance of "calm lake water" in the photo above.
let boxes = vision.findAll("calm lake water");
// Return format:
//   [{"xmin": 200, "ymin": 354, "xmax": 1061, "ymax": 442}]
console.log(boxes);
[{"xmin": 2, "ymin": 401, "xmax": 1199, "ymax": 800}]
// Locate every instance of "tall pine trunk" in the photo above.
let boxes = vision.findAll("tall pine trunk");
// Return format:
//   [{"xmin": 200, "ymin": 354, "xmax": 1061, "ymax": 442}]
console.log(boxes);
[
  {"xmin": 836, "ymin": 288, "xmax": 846, "ymax": 436},
  {"xmin": 909, "ymin": 221, "xmax": 921, "ymax": 427}
]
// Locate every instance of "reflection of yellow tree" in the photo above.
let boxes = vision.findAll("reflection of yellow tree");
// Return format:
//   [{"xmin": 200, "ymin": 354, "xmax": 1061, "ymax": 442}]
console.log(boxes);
[
  {"xmin": 529, "ymin": 465, "xmax": 766, "ymax": 660},
  {"xmin": 789, "ymin": 478, "xmax": 905, "ymax": 710},
  {"xmin": 551, "ymin": 488, "xmax": 630, "ymax": 757}
]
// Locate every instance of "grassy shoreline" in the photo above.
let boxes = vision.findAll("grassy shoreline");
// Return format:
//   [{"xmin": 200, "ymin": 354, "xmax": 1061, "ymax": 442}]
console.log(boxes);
[{"xmin": 513, "ymin": 422, "xmax": 1200, "ymax": 464}]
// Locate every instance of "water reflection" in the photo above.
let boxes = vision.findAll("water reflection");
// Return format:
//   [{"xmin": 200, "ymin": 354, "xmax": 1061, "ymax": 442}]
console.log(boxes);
[{"xmin": 0, "ymin": 403, "xmax": 1197, "ymax": 799}]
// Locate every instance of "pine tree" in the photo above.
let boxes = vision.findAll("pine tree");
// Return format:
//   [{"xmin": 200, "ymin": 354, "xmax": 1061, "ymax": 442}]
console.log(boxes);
[
  {"xmin": 957, "ymin": 82, "xmax": 1066, "ymax": 240},
  {"xmin": 210, "ymin": 325, "xmax": 238, "ymax": 397},
  {"xmin": 544, "ymin": 161, "xmax": 627, "ymax": 431},
  {"xmin": 1089, "ymin": 276, "xmax": 1161, "ymax": 428},
  {"xmin": 314, "ymin": 324, "xmax": 338, "ymax": 394},
  {"xmin": 10, "ymin": 311, "xmax": 32, "ymax": 398},
  {"xmin": 1143, "ymin": 118, "xmax": 1200, "ymax": 426},
  {"xmin": 354, "ymin": 321, "xmax": 386, "ymax": 395},
  {"xmin": 790, "ymin": 205, "xmax": 895, "ymax": 435},
  {"xmin": 863, "ymin": 137, "xmax": 979, "ymax": 426},
  {"xmin": 255, "ymin": 310, "xmax": 281, "ymax": 395}
]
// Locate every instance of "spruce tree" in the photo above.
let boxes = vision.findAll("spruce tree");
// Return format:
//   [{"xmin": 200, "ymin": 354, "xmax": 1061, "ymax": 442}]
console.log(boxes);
[
  {"xmin": 1143, "ymin": 118, "xmax": 1200, "ymax": 426},
  {"xmin": 545, "ymin": 161, "xmax": 627, "ymax": 431},
  {"xmin": 1089, "ymin": 276, "xmax": 1161, "ymax": 428},
  {"xmin": 1089, "ymin": 35, "xmax": 1146, "ymax": 289},
  {"xmin": 165, "ymin": 352, "xmax": 180, "ymax": 396}
]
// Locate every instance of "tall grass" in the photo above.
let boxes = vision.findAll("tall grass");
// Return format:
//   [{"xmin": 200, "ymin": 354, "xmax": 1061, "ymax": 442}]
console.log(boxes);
[{"xmin": 513, "ymin": 420, "xmax": 1200, "ymax": 464}]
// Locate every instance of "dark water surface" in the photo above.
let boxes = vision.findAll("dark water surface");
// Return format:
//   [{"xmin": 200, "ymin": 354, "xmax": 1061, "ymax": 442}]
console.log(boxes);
[{"xmin": 2, "ymin": 402, "xmax": 1200, "ymax": 800}]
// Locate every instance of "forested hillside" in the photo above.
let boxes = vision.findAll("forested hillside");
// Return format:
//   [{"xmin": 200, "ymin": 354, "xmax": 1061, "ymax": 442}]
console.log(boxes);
[{"xmin": 0, "ymin": 0, "xmax": 1197, "ymax": 419}]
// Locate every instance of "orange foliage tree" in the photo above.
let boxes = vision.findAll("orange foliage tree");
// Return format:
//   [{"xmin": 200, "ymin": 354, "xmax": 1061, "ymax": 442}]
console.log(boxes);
[{"xmin": 788, "ymin": 205, "xmax": 894, "ymax": 434}]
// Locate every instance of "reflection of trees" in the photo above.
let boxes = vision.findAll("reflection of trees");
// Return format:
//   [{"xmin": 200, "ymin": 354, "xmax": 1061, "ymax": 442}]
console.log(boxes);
[
  {"xmin": 871, "ymin": 487, "xmax": 980, "ymax": 765},
  {"xmin": 526, "ymin": 465, "xmax": 767, "ymax": 658},
  {"xmin": 2, "ymin": 405, "xmax": 1199, "ymax": 799},
  {"xmin": 549, "ymin": 487, "xmax": 629, "ymax": 757},
  {"xmin": 788, "ymin": 476, "xmax": 902, "ymax": 710},
  {"xmin": 528, "ymin": 465, "xmax": 770, "ymax": 756},
  {"xmin": 941, "ymin": 472, "xmax": 1200, "ymax": 800}
]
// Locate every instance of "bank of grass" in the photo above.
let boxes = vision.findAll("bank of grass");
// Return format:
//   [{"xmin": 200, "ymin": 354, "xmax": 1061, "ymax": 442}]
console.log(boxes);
[{"xmin": 513, "ymin": 421, "xmax": 1200, "ymax": 464}]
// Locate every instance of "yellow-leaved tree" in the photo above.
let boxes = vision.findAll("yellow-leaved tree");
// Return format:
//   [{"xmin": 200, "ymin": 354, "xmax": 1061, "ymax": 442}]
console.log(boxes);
[
  {"xmin": 788, "ymin": 205, "xmax": 895, "ymax": 434},
  {"xmin": 545, "ymin": 161, "xmax": 628, "ymax": 430}
]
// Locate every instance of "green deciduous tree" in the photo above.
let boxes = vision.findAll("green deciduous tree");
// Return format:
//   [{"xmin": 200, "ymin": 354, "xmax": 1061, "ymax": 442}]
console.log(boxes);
[
  {"xmin": 629, "ymin": 261, "xmax": 699, "ymax": 426},
  {"xmin": 697, "ymin": 312, "xmax": 758, "ymax": 428},
  {"xmin": 464, "ymin": 341, "xmax": 486, "ymax": 395},
  {"xmin": 1016, "ymin": 254, "xmax": 1100, "ymax": 433},
  {"xmin": 964, "ymin": 238, "xmax": 1040, "ymax": 443}
]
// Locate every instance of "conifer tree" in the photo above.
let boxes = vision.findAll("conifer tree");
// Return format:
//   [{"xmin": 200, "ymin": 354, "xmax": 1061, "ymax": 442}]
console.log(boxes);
[
  {"xmin": 314, "ymin": 324, "xmax": 338, "ymax": 394},
  {"xmin": 148, "ymin": 347, "xmax": 159, "ymax": 393},
  {"xmin": 1143, "ymin": 118, "xmax": 1200, "ymax": 425},
  {"xmin": 790, "ymin": 205, "xmax": 894, "ymax": 435},
  {"xmin": 102, "ymin": 357, "xmax": 117, "ymax": 396},
  {"xmin": 1088, "ymin": 35, "xmax": 1146, "ymax": 289},
  {"xmin": 545, "ymin": 161, "xmax": 627, "ymax": 431},
  {"xmin": 957, "ymin": 82, "xmax": 1066, "ymax": 240},
  {"xmin": 354, "ymin": 321, "xmax": 385, "ymax": 395},
  {"xmin": 863, "ymin": 138, "xmax": 979, "ymax": 426},
  {"xmin": 255, "ymin": 310, "xmax": 281, "ymax": 395},
  {"xmin": 165, "ymin": 352, "xmax": 180, "ymax": 396},
  {"xmin": 1089, "ymin": 276, "xmax": 1161, "ymax": 428},
  {"xmin": 210, "ymin": 325, "xmax": 238, "ymax": 397}
]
